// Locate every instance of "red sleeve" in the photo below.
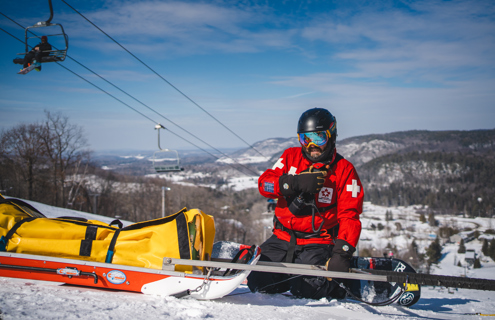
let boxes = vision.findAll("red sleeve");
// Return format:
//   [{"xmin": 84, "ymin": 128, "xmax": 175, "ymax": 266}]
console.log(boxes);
[
  {"xmin": 258, "ymin": 149, "xmax": 291, "ymax": 198},
  {"xmin": 335, "ymin": 162, "xmax": 364, "ymax": 248}
]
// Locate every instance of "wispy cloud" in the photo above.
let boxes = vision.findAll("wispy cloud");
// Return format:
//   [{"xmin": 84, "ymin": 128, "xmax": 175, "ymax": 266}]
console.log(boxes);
[
  {"xmin": 61, "ymin": 0, "xmax": 292, "ymax": 56},
  {"xmin": 297, "ymin": 0, "xmax": 495, "ymax": 84}
]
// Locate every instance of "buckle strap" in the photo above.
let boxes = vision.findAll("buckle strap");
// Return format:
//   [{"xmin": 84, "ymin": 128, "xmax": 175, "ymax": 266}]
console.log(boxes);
[
  {"xmin": 273, "ymin": 216, "xmax": 339, "ymax": 263},
  {"xmin": 274, "ymin": 216, "xmax": 333, "ymax": 239}
]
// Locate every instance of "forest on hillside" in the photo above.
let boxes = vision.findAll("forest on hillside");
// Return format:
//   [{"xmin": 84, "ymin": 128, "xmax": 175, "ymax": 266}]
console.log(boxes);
[{"xmin": 359, "ymin": 151, "xmax": 495, "ymax": 217}]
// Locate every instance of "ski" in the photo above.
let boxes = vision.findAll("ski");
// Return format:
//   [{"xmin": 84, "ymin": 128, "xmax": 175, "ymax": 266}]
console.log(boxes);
[
  {"xmin": 164, "ymin": 256, "xmax": 495, "ymax": 292},
  {"xmin": 210, "ymin": 241, "xmax": 495, "ymax": 292}
]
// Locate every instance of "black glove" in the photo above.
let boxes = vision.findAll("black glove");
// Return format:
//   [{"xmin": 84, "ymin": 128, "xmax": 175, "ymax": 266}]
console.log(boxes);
[
  {"xmin": 279, "ymin": 170, "xmax": 326, "ymax": 197},
  {"xmin": 326, "ymin": 239, "xmax": 356, "ymax": 275}
]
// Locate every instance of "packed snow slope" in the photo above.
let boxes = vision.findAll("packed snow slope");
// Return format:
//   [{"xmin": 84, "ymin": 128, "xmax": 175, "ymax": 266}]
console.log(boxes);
[{"xmin": 1, "ymin": 200, "xmax": 495, "ymax": 320}]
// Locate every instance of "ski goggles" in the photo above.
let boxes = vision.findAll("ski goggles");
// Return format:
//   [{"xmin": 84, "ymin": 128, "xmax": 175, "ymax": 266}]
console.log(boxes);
[{"xmin": 298, "ymin": 130, "xmax": 331, "ymax": 147}]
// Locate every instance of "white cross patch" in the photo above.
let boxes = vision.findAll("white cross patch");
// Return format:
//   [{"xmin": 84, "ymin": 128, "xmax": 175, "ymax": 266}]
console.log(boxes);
[
  {"xmin": 272, "ymin": 158, "xmax": 284, "ymax": 170},
  {"xmin": 346, "ymin": 179, "xmax": 361, "ymax": 198}
]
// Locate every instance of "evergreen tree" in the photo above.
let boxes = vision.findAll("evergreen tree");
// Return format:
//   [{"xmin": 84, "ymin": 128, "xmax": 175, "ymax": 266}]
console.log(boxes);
[
  {"xmin": 458, "ymin": 239, "xmax": 466, "ymax": 254},
  {"xmin": 428, "ymin": 212, "xmax": 437, "ymax": 227},
  {"xmin": 474, "ymin": 257, "xmax": 481, "ymax": 269},
  {"xmin": 482, "ymin": 239, "xmax": 489, "ymax": 256},
  {"xmin": 419, "ymin": 213, "xmax": 426, "ymax": 223},
  {"xmin": 385, "ymin": 210, "xmax": 394, "ymax": 221},
  {"xmin": 490, "ymin": 239, "xmax": 495, "ymax": 261},
  {"xmin": 410, "ymin": 240, "xmax": 418, "ymax": 254},
  {"xmin": 426, "ymin": 238, "xmax": 442, "ymax": 264}
]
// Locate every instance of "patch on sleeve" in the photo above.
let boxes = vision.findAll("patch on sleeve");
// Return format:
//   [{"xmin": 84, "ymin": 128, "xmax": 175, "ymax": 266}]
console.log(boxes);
[
  {"xmin": 272, "ymin": 158, "xmax": 284, "ymax": 170},
  {"xmin": 318, "ymin": 187, "xmax": 334, "ymax": 204},
  {"xmin": 263, "ymin": 182, "xmax": 275, "ymax": 193}
]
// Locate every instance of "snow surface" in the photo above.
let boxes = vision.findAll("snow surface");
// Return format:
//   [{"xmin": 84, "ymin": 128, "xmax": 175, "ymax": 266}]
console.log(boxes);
[
  {"xmin": 1, "ymin": 200, "xmax": 495, "ymax": 319},
  {"xmin": 147, "ymin": 172, "xmax": 259, "ymax": 191}
]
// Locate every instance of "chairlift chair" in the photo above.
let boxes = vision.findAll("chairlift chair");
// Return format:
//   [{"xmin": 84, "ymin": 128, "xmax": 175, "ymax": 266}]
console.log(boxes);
[
  {"xmin": 13, "ymin": 0, "xmax": 69, "ymax": 65},
  {"xmin": 152, "ymin": 125, "xmax": 184, "ymax": 173}
]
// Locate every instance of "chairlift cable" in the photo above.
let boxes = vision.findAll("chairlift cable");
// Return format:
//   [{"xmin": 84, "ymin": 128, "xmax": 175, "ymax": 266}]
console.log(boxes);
[
  {"xmin": 0, "ymin": 14, "xmax": 260, "ymax": 176},
  {"xmin": 54, "ymin": 61, "xmax": 258, "ymax": 175},
  {"xmin": 0, "ymin": 21, "xmax": 260, "ymax": 176},
  {"xmin": 60, "ymin": 0, "xmax": 267, "ymax": 158},
  {"xmin": 64, "ymin": 56, "xmax": 257, "ymax": 172}
]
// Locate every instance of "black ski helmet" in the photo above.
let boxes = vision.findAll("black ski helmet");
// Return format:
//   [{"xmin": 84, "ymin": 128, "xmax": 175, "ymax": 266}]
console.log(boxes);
[{"xmin": 297, "ymin": 108, "xmax": 337, "ymax": 163}]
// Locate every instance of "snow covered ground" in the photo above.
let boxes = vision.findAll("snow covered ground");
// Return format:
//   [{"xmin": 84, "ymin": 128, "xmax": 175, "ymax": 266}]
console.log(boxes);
[
  {"xmin": 147, "ymin": 172, "xmax": 259, "ymax": 191},
  {"xmin": 1, "ymin": 200, "xmax": 495, "ymax": 319}
]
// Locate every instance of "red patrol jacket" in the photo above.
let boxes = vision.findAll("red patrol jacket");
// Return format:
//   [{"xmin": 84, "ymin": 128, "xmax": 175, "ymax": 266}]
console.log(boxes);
[{"xmin": 258, "ymin": 147, "xmax": 363, "ymax": 247}]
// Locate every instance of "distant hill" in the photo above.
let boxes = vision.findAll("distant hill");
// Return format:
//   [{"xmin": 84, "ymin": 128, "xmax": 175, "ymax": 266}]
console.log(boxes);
[
  {"xmin": 338, "ymin": 130, "xmax": 495, "ymax": 166},
  {"xmin": 93, "ymin": 129, "xmax": 495, "ymax": 216},
  {"xmin": 228, "ymin": 129, "xmax": 495, "ymax": 165}
]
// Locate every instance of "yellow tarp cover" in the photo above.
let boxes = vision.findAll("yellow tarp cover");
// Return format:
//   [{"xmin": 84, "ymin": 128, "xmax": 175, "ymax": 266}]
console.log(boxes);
[{"xmin": 0, "ymin": 194, "xmax": 215, "ymax": 273}]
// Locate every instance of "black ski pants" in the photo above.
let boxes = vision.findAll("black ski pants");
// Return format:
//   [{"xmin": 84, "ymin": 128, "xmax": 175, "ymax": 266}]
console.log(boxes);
[
  {"xmin": 247, "ymin": 235, "xmax": 345, "ymax": 300},
  {"xmin": 23, "ymin": 51, "xmax": 43, "ymax": 68}
]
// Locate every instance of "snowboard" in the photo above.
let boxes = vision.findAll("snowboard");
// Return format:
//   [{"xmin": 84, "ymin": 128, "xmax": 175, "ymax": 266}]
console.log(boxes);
[
  {"xmin": 212, "ymin": 241, "xmax": 421, "ymax": 307},
  {"xmin": 348, "ymin": 256, "xmax": 421, "ymax": 307},
  {"xmin": 17, "ymin": 62, "xmax": 40, "ymax": 75}
]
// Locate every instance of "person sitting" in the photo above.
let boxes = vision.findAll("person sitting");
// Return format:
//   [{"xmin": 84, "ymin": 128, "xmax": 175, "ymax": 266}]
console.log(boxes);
[
  {"xmin": 22, "ymin": 35, "xmax": 52, "ymax": 69},
  {"xmin": 248, "ymin": 107, "xmax": 364, "ymax": 300}
]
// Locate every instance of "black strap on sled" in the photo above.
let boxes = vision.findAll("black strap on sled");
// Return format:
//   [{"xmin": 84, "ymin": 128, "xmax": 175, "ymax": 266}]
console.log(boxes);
[
  {"xmin": 0, "ymin": 198, "xmax": 44, "ymax": 251},
  {"xmin": 0, "ymin": 217, "xmax": 36, "ymax": 251},
  {"xmin": 56, "ymin": 216, "xmax": 123, "ymax": 229},
  {"xmin": 0, "ymin": 198, "xmax": 46, "ymax": 218},
  {"xmin": 105, "ymin": 209, "xmax": 191, "ymax": 264},
  {"xmin": 57, "ymin": 216, "xmax": 88, "ymax": 222},
  {"xmin": 175, "ymin": 211, "xmax": 191, "ymax": 260},
  {"xmin": 105, "ymin": 229, "xmax": 121, "ymax": 263},
  {"xmin": 80, "ymin": 225, "xmax": 98, "ymax": 257},
  {"xmin": 109, "ymin": 219, "xmax": 123, "ymax": 229}
]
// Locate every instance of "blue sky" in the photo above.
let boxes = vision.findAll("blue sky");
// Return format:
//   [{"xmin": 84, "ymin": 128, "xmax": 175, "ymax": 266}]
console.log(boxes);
[{"xmin": 1, "ymin": 0, "xmax": 494, "ymax": 153}]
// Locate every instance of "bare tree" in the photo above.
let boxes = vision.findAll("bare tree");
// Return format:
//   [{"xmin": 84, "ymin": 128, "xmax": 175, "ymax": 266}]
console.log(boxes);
[
  {"xmin": 41, "ymin": 111, "xmax": 90, "ymax": 207},
  {"xmin": 0, "ymin": 123, "xmax": 47, "ymax": 200}
]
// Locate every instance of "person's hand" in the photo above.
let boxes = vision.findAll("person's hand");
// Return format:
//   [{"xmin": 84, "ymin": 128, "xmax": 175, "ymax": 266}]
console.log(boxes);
[
  {"xmin": 326, "ymin": 239, "xmax": 355, "ymax": 280},
  {"xmin": 279, "ymin": 169, "xmax": 326, "ymax": 196},
  {"xmin": 298, "ymin": 169, "xmax": 327, "ymax": 193}
]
